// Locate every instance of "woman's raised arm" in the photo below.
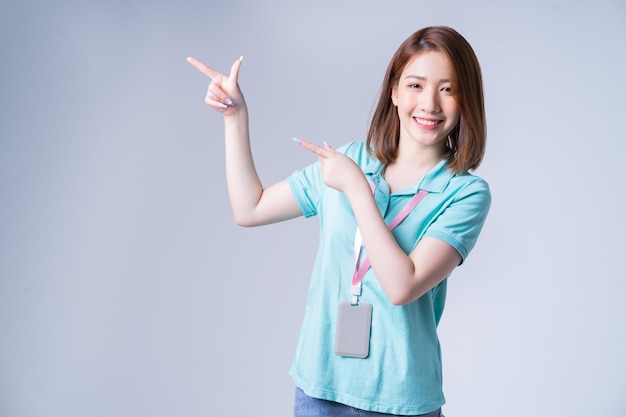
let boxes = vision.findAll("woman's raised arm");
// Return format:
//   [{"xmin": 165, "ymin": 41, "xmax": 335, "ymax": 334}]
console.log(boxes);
[{"xmin": 187, "ymin": 56, "xmax": 302, "ymax": 226}]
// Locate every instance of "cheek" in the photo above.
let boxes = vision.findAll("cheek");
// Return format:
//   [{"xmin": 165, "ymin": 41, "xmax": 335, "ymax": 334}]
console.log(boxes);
[
  {"xmin": 451, "ymin": 110, "xmax": 461, "ymax": 125},
  {"xmin": 446, "ymin": 102, "xmax": 461, "ymax": 123}
]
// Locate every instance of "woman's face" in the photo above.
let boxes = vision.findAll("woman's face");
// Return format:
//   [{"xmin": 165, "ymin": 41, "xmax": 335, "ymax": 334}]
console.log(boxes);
[{"xmin": 391, "ymin": 51, "xmax": 460, "ymax": 152}]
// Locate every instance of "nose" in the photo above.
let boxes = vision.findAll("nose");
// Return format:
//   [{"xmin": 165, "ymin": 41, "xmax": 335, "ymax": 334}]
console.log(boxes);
[{"xmin": 420, "ymin": 88, "xmax": 440, "ymax": 113}]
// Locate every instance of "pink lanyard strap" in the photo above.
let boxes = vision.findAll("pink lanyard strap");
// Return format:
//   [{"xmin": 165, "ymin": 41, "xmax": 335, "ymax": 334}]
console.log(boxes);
[{"xmin": 351, "ymin": 188, "xmax": 429, "ymax": 304}]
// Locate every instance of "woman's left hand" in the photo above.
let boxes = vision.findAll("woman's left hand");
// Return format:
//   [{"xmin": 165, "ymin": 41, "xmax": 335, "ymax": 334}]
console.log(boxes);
[{"xmin": 296, "ymin": 139, "xmax": 368, "ymax": 195}]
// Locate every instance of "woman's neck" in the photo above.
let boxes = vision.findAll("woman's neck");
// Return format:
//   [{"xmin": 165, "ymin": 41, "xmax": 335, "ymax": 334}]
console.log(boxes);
[{"xmin": 384, "ymin": 141, "xmax": 446, "ymax": 193}]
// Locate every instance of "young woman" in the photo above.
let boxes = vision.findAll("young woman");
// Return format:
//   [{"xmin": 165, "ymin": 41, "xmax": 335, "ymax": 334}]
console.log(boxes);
[{"xmin": 188, "ymin": 26, "xmax": 490, "ymax": 417}]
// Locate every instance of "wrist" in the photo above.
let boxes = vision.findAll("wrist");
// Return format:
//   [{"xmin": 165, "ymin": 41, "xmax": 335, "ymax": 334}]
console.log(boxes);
[
  {"xmin": 345, "ymin": 176, "xmax": 373, "ymax": 202},
  {"xmin": 223, "ymin": 106, "xmax": 248, "ymax": 122}
]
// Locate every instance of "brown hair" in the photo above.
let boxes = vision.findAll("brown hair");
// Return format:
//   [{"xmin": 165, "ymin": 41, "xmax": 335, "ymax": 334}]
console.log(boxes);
[{"xmin": 366, "ymin": 26, "xmax": 486, "ymax": 173}]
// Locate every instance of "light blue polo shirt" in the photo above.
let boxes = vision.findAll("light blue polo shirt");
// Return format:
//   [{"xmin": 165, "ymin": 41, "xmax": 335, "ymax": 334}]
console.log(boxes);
[{"xmin": 286, "ymin": 141, "xmax": 491, "ymax": 415}]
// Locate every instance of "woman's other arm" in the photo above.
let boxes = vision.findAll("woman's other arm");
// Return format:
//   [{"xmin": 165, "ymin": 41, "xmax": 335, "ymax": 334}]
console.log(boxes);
[{"xmin": 297, "ymin": 139, "xmax": 464, "ymax": 305}]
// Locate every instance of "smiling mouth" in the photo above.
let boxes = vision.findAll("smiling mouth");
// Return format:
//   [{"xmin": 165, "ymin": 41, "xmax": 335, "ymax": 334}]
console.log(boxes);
[{"xmin": 414, "ymin": 117, "xmax": 442, "ymax": 127}]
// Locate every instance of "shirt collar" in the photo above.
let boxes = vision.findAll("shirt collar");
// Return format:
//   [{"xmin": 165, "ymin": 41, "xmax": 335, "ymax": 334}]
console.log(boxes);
[{"xmin": 364, "ymin": 158, "xmax": 453, "ymax": 195}]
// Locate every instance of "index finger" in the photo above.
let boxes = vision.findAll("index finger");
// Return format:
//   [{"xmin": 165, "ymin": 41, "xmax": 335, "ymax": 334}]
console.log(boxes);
[
  {"xmin": 186, "ymin": 56, "xmax": 220, "ymax": 80},
  {"xmin": 296, "ymin": 139, "xmax": 332, "ymax": 157}
]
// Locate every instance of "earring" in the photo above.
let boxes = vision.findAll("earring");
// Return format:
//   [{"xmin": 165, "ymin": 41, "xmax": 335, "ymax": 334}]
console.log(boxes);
[{"xmin": 447, "ymin": 135, "xmax": 453, "ymax": 150}]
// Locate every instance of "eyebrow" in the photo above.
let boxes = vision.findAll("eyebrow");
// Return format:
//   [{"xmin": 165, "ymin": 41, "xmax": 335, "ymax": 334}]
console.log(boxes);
[{"xmin": 404, "ymin": 75, "xmax": 451, "ymax": 83}]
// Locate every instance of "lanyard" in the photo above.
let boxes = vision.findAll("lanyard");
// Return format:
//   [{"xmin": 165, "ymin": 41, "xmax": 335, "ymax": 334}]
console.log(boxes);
[{"xmin": 351, "ymin": 188, "xmax": 429, "ymax": 305}]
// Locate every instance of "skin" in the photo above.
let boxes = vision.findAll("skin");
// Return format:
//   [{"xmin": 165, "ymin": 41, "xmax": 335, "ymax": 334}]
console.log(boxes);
[{"xmin": 187, "ymin": 52, "xmax": 462, "ymax": 305}]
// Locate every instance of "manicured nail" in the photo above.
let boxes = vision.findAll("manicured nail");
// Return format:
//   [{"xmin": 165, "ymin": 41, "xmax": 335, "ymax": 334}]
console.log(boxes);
[
  {"xmin": 219, "ymin": 103, "xmax": 228, "ymax": 109},
  {"xmin": 226, "ymin": 98, "xmax": 235, "ymax": 106},
  {"xmin": 292, "ymin": 137, "xmax": 302, "ymax": 144}
]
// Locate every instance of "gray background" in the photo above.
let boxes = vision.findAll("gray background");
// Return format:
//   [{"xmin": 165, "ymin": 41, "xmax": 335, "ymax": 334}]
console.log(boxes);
[{"xmin": 1, "ymin": 0, "xmax": 625, "ymax": 416}]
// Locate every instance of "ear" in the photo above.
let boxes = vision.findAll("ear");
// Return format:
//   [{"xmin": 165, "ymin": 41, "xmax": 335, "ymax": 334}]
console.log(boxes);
[{"xmin": 391, "ymin": 85, "xmax": 398, "ymax": 106}]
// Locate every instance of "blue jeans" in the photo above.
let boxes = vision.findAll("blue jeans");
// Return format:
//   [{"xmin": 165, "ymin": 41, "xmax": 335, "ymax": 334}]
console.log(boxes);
[{"xmin": 294, "ymin": 388, "xmax": 444, "ymax": 417}]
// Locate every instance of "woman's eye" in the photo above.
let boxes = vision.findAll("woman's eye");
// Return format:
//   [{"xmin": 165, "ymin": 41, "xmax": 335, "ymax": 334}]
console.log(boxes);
[
  {"xmin": 409, "ymin": 84, "xmax": 422, "ymax": 89},
  {"xmin": 441, "ymin": 86, "xmax": 453, "ymax": 93}
]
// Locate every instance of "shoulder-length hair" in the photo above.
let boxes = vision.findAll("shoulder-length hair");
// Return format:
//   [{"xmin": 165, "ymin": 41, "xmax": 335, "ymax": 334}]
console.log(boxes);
[{"xmin": 366, "ymin": 26, "xmax": 486, "ymax": 173}]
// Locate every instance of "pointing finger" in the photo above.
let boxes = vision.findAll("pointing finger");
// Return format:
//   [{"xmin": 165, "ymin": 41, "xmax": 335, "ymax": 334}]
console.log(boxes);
[
  {"xmin": 295, "ymin": 138, "xmax": 332, "ymax": 158},
  {"xmin": 186, "ymin": 56, "xmax": 220, "ymax": 80}
]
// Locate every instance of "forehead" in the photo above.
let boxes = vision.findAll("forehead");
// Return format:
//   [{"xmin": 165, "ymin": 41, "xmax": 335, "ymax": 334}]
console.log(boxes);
[{"xmin": 400, "ymin": 51, "xmax": 454, "ymax": 80}]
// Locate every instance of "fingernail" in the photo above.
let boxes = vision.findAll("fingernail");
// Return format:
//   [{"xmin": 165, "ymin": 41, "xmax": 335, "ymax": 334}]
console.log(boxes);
[
  {"xmin": 226, "ymin": 98, "xmax": 235, "ymax": 106},
  {"xmin": 323, "ymin": 140, "xmax": 333, "ymax": 149},
  {"xmin": 292, "ymin": 137, "xmax": 302, "ymax": 144},
  {"xmin": 219, "ymin": 103, "xmax": 228, "ymax": 109}
]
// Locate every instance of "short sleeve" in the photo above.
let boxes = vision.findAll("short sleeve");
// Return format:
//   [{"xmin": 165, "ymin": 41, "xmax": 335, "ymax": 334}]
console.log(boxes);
[
  {"xmin": 287, "ymin": 160, "xmax": 324, "ymax": 218},
  {"xmin": 423, "ymin": 178, "xmax": 491, "ymax": 262}
]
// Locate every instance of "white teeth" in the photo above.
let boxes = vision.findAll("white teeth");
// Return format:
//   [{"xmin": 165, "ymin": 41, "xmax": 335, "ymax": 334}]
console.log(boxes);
[{"xmin": 415, "ymin": 118, "xmax": 439, "ymax": 126}]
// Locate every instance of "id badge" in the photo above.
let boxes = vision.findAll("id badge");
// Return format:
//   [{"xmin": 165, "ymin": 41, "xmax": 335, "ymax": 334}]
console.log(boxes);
[{"xmin": 334, "ymin": 301, "xmax": 372, "ymax": 358}]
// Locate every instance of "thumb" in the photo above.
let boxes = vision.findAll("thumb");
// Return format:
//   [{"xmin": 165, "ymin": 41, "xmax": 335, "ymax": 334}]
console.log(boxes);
[{"xmin": 227, "ymin": 56, "xmax": 243, "ymax": 86}]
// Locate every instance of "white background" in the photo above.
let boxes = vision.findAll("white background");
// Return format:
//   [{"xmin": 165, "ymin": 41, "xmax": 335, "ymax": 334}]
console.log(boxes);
[{"xmin": 1, "ymin": 0, "xmax": 625, "ymax": 416}]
